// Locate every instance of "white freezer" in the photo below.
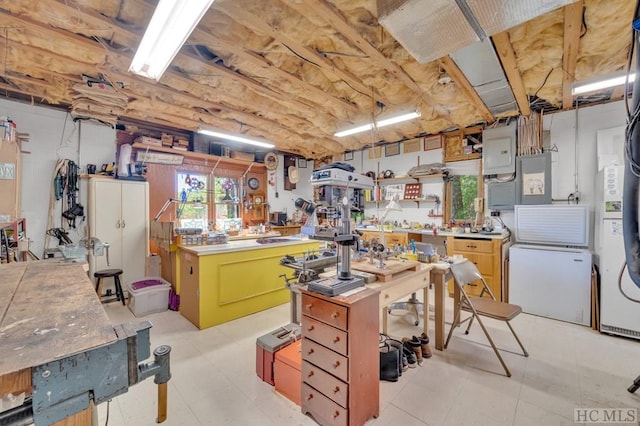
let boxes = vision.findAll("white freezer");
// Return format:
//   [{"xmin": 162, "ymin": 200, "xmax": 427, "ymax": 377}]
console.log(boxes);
[{"xmin": 509, "ymin": 244, "xmax": 592, "ymax": 326}]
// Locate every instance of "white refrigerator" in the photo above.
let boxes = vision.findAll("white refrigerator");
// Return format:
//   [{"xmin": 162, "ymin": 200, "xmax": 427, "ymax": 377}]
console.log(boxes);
[{"xmin": 595, "ymin": 166, "xmax": 640, "ymax": 339}]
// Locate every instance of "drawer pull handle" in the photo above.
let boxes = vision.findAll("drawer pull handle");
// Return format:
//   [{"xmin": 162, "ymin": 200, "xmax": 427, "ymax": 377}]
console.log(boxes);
[
  {"xmin": 467, "ymin": 245, "xmax": 476, "ymax": 249},
  {"xmin": 333, "ymin": 411, "xmax": 340, "ymax": 419},
  {"xmin": 307, "ymin": 348, "xmax": 315, "ymax": 355},
  {"xmin": 306, "ymin": 394, "xmax": 314, "ymax": 401},
  {"xmin": 333, "ymin": 336, "xmax": 340, "ymax": 343},
  {"xmin": 332, "ymin": 360, "xmax": 340, "ymax": 369},
  {"xmin": 307, "ymin": 371, "xmax": 314, "ymax": 378},
  {"xmin": 385, "ymin": 294, "xmax": 389, "ymax": 299},
  {"xmin": 331, "ymin": 312, "xmax": 339, "ymax": 319},
  {"xmin": 333, "ymin": 386, "xmax": 340, "ymax": 394},
  {"xmin": 307, "ymin": 325, "xmax": 315, "ymax": 332},
  {"xmin": 305, "ymin": 304, "xmax": 313, "ymax": 310}
]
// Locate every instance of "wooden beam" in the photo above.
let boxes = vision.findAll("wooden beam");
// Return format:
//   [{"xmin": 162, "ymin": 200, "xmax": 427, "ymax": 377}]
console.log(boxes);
[
  {"xmin": 1, "ymin": 3, "xmax": 351, "ymax": 130},
  {"xmin": 438, "ymin": 56, "xmax": 494, "ymax": 124},
  {"xmin": 284, "ymin": 0, "xmax": 450, "ymax": 121},
  {"xmin": 190, "ymin": 29, "xmax": 359, "ymax": 113},
  {"xmin": 214, "ymin": 1, "xmax": 387, "ymax": 105},
  {"xmin": 0, "ymin": 14, "xmax": 338, "ymax": 141},
  {"xmin": 491, "ymin": 32, "xmax": 531, "ymax": 116},
  {"xmin": 562, "ymin": 0, "xmax": 584, "ymax": 110}
]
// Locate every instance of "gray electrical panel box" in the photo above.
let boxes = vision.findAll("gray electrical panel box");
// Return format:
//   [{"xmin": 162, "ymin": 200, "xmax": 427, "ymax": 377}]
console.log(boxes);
[
  {"xmin": 487, "ymin": 180, "xmax": 516, "ymax": 210},
  {"xmin": 482, "ymin": 122, "xmax": 516, "ymax": 175},
  {"xmin": 516, "ymin": 152, "xmax": 552, "ymax": 205}
]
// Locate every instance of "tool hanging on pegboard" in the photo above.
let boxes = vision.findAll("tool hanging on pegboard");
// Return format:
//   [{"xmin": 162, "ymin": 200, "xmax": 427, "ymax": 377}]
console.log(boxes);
[{"xmin": 61, "ymin": 160, "xmax": 84, "ymax": 228}]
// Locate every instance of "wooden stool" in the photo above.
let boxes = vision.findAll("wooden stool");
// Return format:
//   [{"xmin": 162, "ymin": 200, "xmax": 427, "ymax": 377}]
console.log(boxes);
[{"xmin": 94, "ymin": 269, "xmax": 125, "ymax": 305}]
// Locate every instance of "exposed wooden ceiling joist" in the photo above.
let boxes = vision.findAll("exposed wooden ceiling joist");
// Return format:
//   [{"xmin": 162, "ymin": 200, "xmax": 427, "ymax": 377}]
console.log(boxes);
[
  {"xmin": 492, "ymin": 32, "xmax": 532, "ymax": 117},
  {"xmin": 0, "ymin": 0, "xmax": 633, "ymax": 159},
  {"xmin": 213, "ymin": 1, "xmax": 388, "ymax": 107},
  {"xmin": 437, "ymin": 56, "xmax": 494, "ymax": 124},
  {"xmin": 562, "ymin": 0, "xmax": 585, "ymax": 110},
  {"xmin": 283, "ymin": 0, "xmax": 452, "ymax": 124}
]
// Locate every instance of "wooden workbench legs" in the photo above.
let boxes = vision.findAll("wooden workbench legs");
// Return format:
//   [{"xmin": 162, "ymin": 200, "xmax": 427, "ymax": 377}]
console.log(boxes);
[{"xmin": 381, "ymin": 269, "xmax": 448, "ymax": 351}]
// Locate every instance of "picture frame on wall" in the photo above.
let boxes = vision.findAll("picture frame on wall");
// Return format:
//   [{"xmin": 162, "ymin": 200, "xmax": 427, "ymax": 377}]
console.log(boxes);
[
  {"xmin": 385, "ymin": 142, "xmax": 400, "ymax": 157},
  {"xmin": 368, "ymin": 146, "xmax": 382, "ymax": 159},
  {"xmin": 424, "ymin": 135, "xmax": 443, "ymax": 151},
  {"xmin": 403, "ymin": 139, "xmax": 421, "ymax": 153},
  {"xmin": 298, "ymin": 158, "xmax": 307, "ymax": 168},
  {"xmin": 344, "ymin": 151, "xmax": 354, "ymax": 161}
]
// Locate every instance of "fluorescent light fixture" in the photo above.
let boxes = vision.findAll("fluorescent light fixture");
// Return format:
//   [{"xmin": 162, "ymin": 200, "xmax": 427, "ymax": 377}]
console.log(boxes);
[
  {"xmin": 129, "ymin": 0, "xmax": 215, "ymax": 80},
  {"xmin": 334, "ymin": 110, "xmax": 421, "ymax": 137},
  {"xmin": 572, "ymin": 73, "xmax": 636, "ymax": 95},
  {"xmin": 198, "ymin": 129, "xmax": 275, "ymax": 149}
]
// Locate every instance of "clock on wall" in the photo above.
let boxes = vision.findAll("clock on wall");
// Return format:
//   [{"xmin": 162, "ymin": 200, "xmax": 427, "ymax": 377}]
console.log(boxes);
[
  {"xmin": 264, "ymin": 152, "xmax": 278, "ymax": 170},
  {"xmin": 248, "ymin": 177, "xmax": 260, "ymax": 190}
]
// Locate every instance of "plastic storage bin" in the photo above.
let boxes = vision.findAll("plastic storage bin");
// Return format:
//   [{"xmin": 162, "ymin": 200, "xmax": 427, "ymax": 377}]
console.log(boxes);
[{"xmin": 127, "ymin": 277, "xmax": 171, "ymax": 317}]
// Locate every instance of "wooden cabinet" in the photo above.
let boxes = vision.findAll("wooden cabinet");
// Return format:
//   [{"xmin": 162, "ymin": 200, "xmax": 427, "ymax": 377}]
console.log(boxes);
[
  {"xmin": 89, "ymin": 178, "xmax": 149, "ymax": 289},
  {"xmin": 446, "ymin": 236, "xmax": 506, "ymax": 301},
  {"xmin": 359, "ymin": 230, "xmax": 408, "ymax": 247},
  {"xmin": 300, "ymin": 288, "xmax": 379, "ymax": 425},
  {"xmin": 443, "ymin": 126, "xmax": 482, "ymax": 163},
  {"xmin": 271, "ymin": 225, "xmax": 301, "ymax": 236}
]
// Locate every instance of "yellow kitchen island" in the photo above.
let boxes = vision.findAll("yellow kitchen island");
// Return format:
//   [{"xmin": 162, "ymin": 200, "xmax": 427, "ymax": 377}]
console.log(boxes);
[{"xmin": 178, "ymin": 237, "xmax": 322, "ymax": 329}]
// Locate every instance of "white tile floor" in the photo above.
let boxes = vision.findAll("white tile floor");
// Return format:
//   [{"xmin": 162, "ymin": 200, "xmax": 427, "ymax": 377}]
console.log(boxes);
[{"xmin": 97, "ymin": 289, "xmax": 640, "ymax": 426}]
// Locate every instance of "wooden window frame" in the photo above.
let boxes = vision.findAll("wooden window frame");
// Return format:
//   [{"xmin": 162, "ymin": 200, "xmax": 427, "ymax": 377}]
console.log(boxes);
[{"xmin": 444, "ymin": 161, "xmax": 484, "ymax": 225}]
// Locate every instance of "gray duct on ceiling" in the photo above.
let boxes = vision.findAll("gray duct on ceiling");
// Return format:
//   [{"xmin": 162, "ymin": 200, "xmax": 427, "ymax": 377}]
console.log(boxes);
[{"xmin": 377, "ymin": 0, "xmax": 578, "ymax": 115}]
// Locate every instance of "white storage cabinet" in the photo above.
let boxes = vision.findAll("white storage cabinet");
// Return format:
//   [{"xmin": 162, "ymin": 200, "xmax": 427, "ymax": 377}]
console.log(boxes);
[{"xmin": 89, "ymin": 179, "xmax": 149, "ymax": 293}]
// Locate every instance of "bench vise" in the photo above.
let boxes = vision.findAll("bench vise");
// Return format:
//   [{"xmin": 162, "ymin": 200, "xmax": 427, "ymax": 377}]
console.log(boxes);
[{"xmin": 0, "ymin": 321, "xmax": 171, "ymax": 426}]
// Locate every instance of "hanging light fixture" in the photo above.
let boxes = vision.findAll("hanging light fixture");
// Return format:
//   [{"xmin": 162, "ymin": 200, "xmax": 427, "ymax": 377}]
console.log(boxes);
[
  {"xmin": 197, "ymin": 129, "xmax": 275, "ymax": 149},
  {"xmin": 129, "ymin": 0, "xmax": 215, "ymax": 80},
  {"xmin": 572, "ymin": 72, "xmax": 636, "ymax": 95},
  {"xmin": 334, "ymin": 110, "xmax": 421, "ymax": 138}
]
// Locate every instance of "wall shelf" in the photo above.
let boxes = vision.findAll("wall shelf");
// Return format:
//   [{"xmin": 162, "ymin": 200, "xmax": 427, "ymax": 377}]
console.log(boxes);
[
  {"xmin": 131, "ymin": 143, "xmax": 266, "ymax": 169},
  {"xmin": 375, "ymin": 174, "xmax": 444, "ymax": 185}
]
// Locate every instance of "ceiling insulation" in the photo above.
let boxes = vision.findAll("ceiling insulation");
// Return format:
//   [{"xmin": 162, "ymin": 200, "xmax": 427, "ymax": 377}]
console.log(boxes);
[
  {"xmin": 377, "ymin": 0, "xmax": 579, "ymax": 64},
  {"xmin": 0, "ymin": 0, "xmax": 634, "ymax": 159}
]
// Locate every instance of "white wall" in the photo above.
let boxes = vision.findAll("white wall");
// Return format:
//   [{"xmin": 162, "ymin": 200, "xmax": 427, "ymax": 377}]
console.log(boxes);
[
  {"xmin": 499, "ymin": 100, "xmax": 627, "ymax": 249},
  {"xmin": 0, "ymin": 98, "xmax": 116, "ymax": 257},
  {"xmin": 267, "ymin": 155, "xmax": 316, "ymax": 221},
  {"xmin": 3, "ymin": 95, "xmax": 626, "ymax": 254}
]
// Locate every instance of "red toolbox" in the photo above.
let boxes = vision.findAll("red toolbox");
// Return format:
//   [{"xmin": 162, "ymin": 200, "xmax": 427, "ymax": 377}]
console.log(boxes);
[
  {"xmin": 256, "ymin": 323, "xmax": 300, "ymax": 385},
  {"xmin": 274, "ymin": 339, "xmax": 302, "ymax": 405}
]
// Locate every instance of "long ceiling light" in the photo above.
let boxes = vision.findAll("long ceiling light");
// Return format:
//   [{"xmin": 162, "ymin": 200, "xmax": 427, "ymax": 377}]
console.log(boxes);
[
  {"xmin": 129, "ymin": 0, "xmax": 215, "ymax": 80},
  {"xmin": 572, "ymin": 73, "xmax": 636, "ymax": 95},
  {"xmin": 198, "ymin": 129, "xmax": 275, "ymax": 149},
  {"xmin": 334, "ymin": 110, "xmax": 421, "ymax": 138}
]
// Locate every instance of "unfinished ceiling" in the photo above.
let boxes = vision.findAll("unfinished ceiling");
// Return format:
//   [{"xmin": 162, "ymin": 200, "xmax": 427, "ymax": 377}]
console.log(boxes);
[{"xmin": 0, "ymin": 0, "xmax": 634, "ymax": 159}]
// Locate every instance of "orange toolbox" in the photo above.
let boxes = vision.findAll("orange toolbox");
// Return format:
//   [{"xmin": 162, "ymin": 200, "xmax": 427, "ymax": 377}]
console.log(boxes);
[{"xmin": 274, "ymin": 339, "xmax": 302, "ymax": 405}]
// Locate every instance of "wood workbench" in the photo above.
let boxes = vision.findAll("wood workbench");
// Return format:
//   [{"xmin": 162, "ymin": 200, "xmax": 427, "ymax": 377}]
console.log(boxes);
[{"xmin": 0, "ymin": 260, "xmax": 116, "ymax": 425}]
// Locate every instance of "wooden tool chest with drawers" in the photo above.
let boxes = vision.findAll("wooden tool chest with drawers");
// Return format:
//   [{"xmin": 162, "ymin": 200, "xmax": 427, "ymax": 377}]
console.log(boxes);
[{"xmin": 300, "ymin": 287, "xmax": 379, "ymax": 425}]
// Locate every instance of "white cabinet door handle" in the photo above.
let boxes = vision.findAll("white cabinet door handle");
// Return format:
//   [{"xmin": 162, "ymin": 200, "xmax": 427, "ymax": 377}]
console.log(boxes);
[
  {"xmin": 121, "ymin": 220, "xmax": 126, "ymax": 228},
  {"xmin": 116, "ymin": 220, "xmax": 121, "ymax": 228}
]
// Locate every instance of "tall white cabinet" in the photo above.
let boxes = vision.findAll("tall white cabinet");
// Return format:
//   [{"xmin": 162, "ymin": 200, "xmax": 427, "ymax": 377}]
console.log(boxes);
[{"xmin": 88, "ymin": 178, "xmax": 149, "ymax": 289}]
